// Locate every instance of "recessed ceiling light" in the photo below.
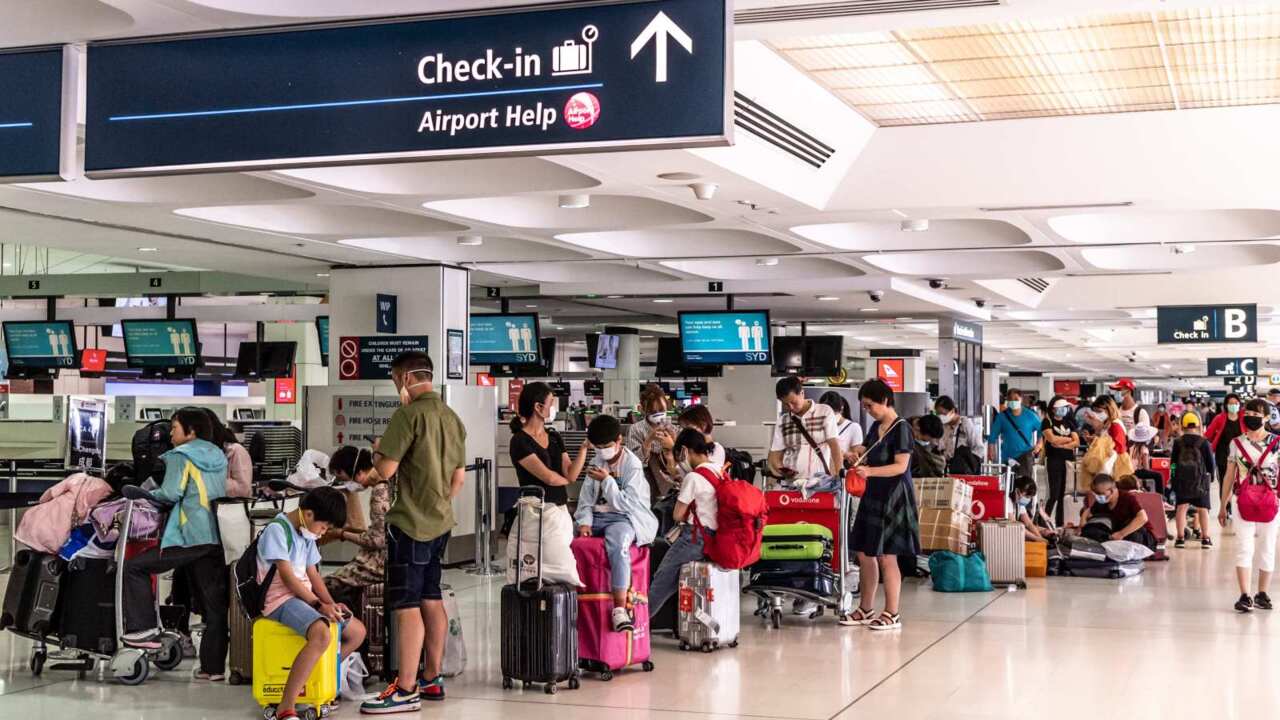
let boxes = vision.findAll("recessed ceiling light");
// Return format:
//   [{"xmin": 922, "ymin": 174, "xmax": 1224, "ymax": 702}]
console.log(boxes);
[
  {"xmin": 899, "ymin": 219, "xmax": 929, "ymax": 232},
  {"xmin": 755, "ymin": 257, "xmax": 779, "ymax": 267},
  {"xmin": 817, "ymin": 295, "xmax": 839, "ymax": 301},
  {"xmin": 559, "ymin": 193, "xmax": 590, "ymax": 209},
  {"xmin": 860, "ymin": 308, "xmax": 879, "ymax": 312},
  {"xmin": 456, "ymin": 235, "xmax": 483, "ymax": 246},
  {"xmin": 653, "ymin": 298, "xmax": 674, "ymax": 303},
  {"xmin": 315, "ymin": 272, "xmax": 330, "ymax": 278},
  {"xmin": 606, "ymin": 295, "xmax": 624, "ymax": 299},
  {"xmin": 137, "ymin": 247, "xmax": 158, "ymax": 252},
  {"xmin": 657, "ymin": 171, "xmax": 700, "ymax": 181},
  {"xmin": 555, "ymin": 326, "xmax": 565, "ymax": 330},
  {"xmin": 525, "ymin": 304, "xmax": 537, "ymax": 308}
]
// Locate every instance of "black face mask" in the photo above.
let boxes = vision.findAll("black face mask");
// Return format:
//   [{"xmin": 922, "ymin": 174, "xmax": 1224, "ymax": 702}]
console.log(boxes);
[{"xmin": 1245, "ymin": 416, "xmax": 1265, "ymax": 431}]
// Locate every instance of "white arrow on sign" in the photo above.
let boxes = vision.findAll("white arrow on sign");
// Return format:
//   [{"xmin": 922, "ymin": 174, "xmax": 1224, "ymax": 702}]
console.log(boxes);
[{"xmin": 630, "ymin": 11, "xmax": 693, "ymax": 83}]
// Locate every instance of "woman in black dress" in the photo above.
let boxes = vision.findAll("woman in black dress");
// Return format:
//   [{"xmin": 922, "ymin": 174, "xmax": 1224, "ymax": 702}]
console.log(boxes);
[
  {"xmin": 508, "ymin": 382, "xmax": 590, "ymax": 506},
  {"xmin": 841, "ymin": 379, "xmax": 918, "ymax": 631}
]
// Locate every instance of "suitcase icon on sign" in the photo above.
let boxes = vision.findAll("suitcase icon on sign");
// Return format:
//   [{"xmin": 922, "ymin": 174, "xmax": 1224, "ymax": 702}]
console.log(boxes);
[{"xmin": 553, "ymin": 25, "xmax": 598, "ymax": 76}]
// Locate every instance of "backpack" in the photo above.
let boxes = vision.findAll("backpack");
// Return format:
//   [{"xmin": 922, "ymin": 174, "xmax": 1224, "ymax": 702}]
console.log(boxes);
[
  {"xmin": 131, "ymin": 419, "xmax": 173, "ymax": 485},
  {"xmin": 231, "ymin": 516, "xmax": 293, "ymax": 620},
  {"xmin": 691, "ymin": 466, "xmax": 767, "ymax": 570},
  {"xmin": 722, "ymin": 447, "xmax": 757, "ymax": 486},
  {"xmin": 1172, "ymin": 435, "xmax": 1208, "ymax": 497},
  {"xmin": 1232, "ymin": 437, "xmax": 1280, "ymax": 524}
]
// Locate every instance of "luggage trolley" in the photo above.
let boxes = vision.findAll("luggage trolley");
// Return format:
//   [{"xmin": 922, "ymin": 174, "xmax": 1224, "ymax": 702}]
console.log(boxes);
[
  {"xmin": 745, "ymin": 482, "xmax": 855, "ymax": 629},
  {"xmin": 23, "ymin": 487, "xmax": 185, "ymax": 685}
]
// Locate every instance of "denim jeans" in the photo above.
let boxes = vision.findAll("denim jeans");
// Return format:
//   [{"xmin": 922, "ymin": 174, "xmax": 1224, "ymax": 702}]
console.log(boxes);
[
  {"xmin": 591, "ymin": 512, "xmax": 637, "ymax": 592},
  {"xmin": 649, "ymin": 524, "xmax": 710, "ymax": 618}
]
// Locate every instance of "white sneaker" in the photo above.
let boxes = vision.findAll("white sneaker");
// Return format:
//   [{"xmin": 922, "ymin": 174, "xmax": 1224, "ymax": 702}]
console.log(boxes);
[
  {"xmin": 792, "ymin": 599, "xmax": 819, "ymax": 616},
  {"xmin": 611, "ymin": 607, "xmax": 634, "ymax": 632}
]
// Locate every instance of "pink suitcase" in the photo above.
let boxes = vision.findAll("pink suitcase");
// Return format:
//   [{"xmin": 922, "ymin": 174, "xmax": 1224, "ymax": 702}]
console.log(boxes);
[{"xmin": 570, "ymin": 537, "xmax": 654, "ymax": 680}]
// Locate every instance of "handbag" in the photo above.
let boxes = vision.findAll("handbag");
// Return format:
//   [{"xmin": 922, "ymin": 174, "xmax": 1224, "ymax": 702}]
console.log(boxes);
[
  {"xmin": 1233, "ymin": 437, "xmax": 1280, "ymax": 523},
  {"xmin": 946, "ymin": 420, "xmax": 983, "ymax": 475},
  {"xmin": 844, "ymin": 419, "xmax": 906, "ymax": 497}
]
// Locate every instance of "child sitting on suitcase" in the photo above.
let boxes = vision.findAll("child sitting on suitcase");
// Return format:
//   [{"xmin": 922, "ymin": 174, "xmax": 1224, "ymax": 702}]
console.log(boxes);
[
  {"xmin": 258, "ymin": 486, "xmax": 367, "ymax": 720},
  {"xmin": 576, "ymin": 415, "xmax": 658, "ymax": 632}
]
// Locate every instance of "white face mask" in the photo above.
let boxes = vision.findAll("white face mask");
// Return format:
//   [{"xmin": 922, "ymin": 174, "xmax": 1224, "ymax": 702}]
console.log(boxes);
[
  {"xmin": 597, "ymin": 444, "xmax": 619, "ymax": 462},
  {"xmin": 677, "ymin": 454, "xmax": 692, "ymax": 475},
  {"xmin": 542, "ymin": 402, "xmax": 558, "ymax": 424},
  {"xmin": 648, "ymin": 412, "xmax": 666, "ymax": 425},
  {"xmin": 938, "ymin": 412, "xmax": 954, "ymax": 424},
  {"xmin": 396, "ymin": 369, "xmax": 432, "ymax": 406},
  {"xmin": 300, "ymin": 527, "xmax": 321, "ymax": 542},
  {"xmin": 341, "ymin": 481, "xmax": 363, "ymax": 493}
]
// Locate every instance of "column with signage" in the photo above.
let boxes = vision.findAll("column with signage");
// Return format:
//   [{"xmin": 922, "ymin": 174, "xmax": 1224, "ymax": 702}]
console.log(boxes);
[
  {"xmin": 938, "ymin": 318, "xmax": 984, "ymax": 416},
  {"xmin": 867, "ymin": 350, "xmax": 925, "ymax": 393},
  {"xmin": 602, "ymin": 327, "xmax": 641, "ymax": 409},
  {"xmin": 264, "ymin": 322, "xmax": 325, "ymax": 422}
]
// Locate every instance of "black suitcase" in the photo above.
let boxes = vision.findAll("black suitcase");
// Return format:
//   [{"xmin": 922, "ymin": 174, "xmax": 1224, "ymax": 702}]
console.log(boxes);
[
  {"xmin": 1, "ymin": 550, "xmax": 65, "ymax": 636},
  {"xmin": 499, "ymin": 486, "xmax": 579, "ymax": 695},
  {"xmin": 749, "ymin": 567, "xmax": 837, "ymax": 597},
  {"xmin": 649, "ymin": 538, "xmax": 678, "ymax": 635},
  {"xmin": 750, "ymin": 559, "xmax": 829, "ymax": 576},
  {"xmin": 58, "ymin": 558, "xmax": 118, "ymax": 655}
]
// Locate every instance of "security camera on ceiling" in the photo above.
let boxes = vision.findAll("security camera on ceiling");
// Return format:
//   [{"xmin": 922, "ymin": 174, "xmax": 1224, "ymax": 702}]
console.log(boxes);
[
  {"xmin": 869, "ymin": 291, "xmax": 884, "ymax": 303},
  {"xmin": 928, "ymin": 278, "xmax": 948, "ymax": 290},
  {"xmin": 974, "ymin": 299, "xmax": 986, "ymax": 308}
]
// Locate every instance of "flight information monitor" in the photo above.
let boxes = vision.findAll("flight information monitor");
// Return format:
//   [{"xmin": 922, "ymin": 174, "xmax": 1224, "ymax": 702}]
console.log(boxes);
[
  {"xmin": 121, "ymin": 319, "xmax": 200, "ymax": 371},
  {"xmin": 2, "ymin": 321, "xmax": 78, "ymax": 370},
  {"xmin": 316, "ymin": 316, "xmax": 330, "ymax": 367},
  {"xmin": 679, "ymin": 310, "xmax": 771, "ymax": 366},
  {"xmin": 469, "ymin": 313, "xmax": 541, "ymax": 366}
]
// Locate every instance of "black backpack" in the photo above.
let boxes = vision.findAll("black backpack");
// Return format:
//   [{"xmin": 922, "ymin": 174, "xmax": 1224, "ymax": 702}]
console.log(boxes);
[
  {"xmin": 231, "ymin": 516, "xmax": 293, "ymax": 620},
  {"xmin": 1173, "ymin": 435, "xmax": 1208, "ymax": 496},
  {"xmin": 131, "ymin": 419, "xmax": 173, "ymax": 485},
  {"xmin": 724, "ymin": 447, "xmax": 757, "ymax": 485}
]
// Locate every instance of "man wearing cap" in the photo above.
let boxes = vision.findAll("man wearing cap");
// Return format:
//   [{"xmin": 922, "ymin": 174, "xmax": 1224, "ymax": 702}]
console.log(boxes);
[{"xmin": 1110, "ymin": 378, "xmax": 1150, "ymax": 433}]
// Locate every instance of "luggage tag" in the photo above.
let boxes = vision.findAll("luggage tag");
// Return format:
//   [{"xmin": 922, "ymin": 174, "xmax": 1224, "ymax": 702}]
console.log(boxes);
[{"xmin": 665, "ymin": 524, "xmax": 683, "ymax": 544}]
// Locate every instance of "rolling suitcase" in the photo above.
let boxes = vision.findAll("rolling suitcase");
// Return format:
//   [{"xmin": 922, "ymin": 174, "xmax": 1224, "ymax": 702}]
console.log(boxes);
[
  {"xmin": 57, "ymin": 557, "xmax": 118, "ymax": 655},
  {"xmin": 252, "ymin": 618, "xmax": 339, "ymax": 716},
  {"xmin": 978, "ymin": 520, "xmax": 1026, "ymax": 589},
  {"xmin": 1064, "ymin": 558, "xmax": 1144, "ymax": 579},
  {"xmin": 571, "ymin": 536, "xmax": 653, "ymax": 680},
  {"xmin": 499, "ymin": 487, "xmax": 579, "ymax": 695},
  {"xmin": 362, "ymin": 584, "xmax": 388, "ymax": 681},
  {"xmin": 1133, "ymin": 492, "xmax": 1170, "ymax": 561},
  {"xmin": 1, "ymin": 550, "xmax": 64, "ymax": 636},
  {"xmin": 227, "ymin": 568, "xmax": 255, "ymax": 685},
  {"xmin": 759, "ymin": 523, "xmax": 833, "ymax": 563},
  {"xmin": 676, "ymin": 562, "xmax": 739, "ymax": 653}
]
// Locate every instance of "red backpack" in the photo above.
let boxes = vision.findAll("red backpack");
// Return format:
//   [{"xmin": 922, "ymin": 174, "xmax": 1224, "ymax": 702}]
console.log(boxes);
[{"xmin": 691, "ymin": 466, "xmax": 767, "ymax": 569}]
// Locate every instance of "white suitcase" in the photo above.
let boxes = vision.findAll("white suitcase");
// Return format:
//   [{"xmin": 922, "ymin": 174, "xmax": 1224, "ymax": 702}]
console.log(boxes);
[
  {"xmin": 677, "ymin": 562, "xmax": 740, "ymax": 652},
  {"xmin": 978, "ymin": 521, "xmax": 1026, "ymax": 589}
]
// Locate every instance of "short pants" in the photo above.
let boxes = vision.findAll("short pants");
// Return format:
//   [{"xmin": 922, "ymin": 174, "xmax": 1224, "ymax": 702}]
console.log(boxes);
[
  {"xmin": 386, "ymin": 525, "xmax": 451, "ymax": 610},
  {"xmin": 268, "ymin": 597, "xmax": 325, "ymax": 637}
]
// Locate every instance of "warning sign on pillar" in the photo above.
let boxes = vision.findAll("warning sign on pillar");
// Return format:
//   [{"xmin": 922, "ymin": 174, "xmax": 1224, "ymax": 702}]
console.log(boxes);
[{"xmin": 338, "ymin": 337, "xmax": 361, "ymax": 380}]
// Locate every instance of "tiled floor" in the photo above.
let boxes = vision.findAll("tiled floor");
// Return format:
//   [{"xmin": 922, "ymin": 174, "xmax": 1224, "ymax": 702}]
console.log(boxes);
[{"xmin": 3, "ymin": 532, "xmax": 1280, "ymax": 719}]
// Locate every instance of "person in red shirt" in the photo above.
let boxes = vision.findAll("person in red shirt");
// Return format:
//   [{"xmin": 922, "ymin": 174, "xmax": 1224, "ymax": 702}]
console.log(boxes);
[
  {"xmin": 1082, "ymin": 474, "xmax": 1156, "ymax": 550},
  {"xmin": 1092, "ymin": 396, "xmax": 1128, "ymax": 454},
  {"xmin": 1205, "ymin": 392, "xmax": 1247, "ymax": 489}
]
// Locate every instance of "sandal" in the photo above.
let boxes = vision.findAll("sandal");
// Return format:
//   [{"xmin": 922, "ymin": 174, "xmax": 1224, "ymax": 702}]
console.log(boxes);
[
  {"xmin": 193, "ymin": 669, "xmax": 226, "ymax": 682},
  {"xmin": 867, "ymin": 611, "xmax": 902, "ymax": 631},
  {"xmin": 838, "ymin": 606, "xmax": 876, "ymax": 626}
]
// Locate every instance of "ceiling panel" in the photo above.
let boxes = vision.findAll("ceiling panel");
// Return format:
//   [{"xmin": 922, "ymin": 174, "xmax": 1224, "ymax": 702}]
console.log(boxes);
[
  {"xmin": 556, "ymin": 228, "xmax": 799, "ymax": 259},
  {"xmin": 275, "ymin": 158, "xmax": 599, "ymax": 197},
  {"xmin": 173, "ymin": 204, "xmax": 467, "ymax": 237},
  {"xmin": 424, "ymin": 194, "xmax": 713, "ymax": 231}
]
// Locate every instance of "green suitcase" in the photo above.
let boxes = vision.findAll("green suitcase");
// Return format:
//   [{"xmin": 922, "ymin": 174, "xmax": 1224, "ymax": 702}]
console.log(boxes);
[{"xmin": 759, "ymin": 523, "xmax": 833, "ymax": 562}]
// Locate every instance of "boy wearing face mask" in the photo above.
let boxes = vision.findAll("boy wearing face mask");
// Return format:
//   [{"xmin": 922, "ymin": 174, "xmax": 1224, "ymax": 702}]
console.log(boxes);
[
  {"xmin": 1012, "ymin": 478, "xmax": 1056, "ymax": 543},
  {"xmin": 909, "ymin": 414, "xmax": 946, "ymax": 479},
  {"xmin": 1081, "ymin": 475, "xmax": 1156, "ymax": 550},
  {"xmin": 256, "ymin": 487, "xmax": 367, "ymax": 720},
  {"xmin": 577, "ymin": 415, "xmax": 659, "ymax": 632}
]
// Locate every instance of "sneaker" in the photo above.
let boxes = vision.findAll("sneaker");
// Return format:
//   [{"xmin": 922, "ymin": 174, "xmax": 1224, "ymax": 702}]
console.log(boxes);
[
  {"xmin": 1174, "ymin": 538, "xmax": 1186, "ymax": 549},
  {"xmin": 611, "ymin": 607, "xmax": 634, "ymax": 633},
  {"xmin": 360, "ymin": 683, "xmax": 421, "ymax": 715},
  {"xmin": 1255, "ymin": 592, "xmax": 1273, "ymax": 610},
  {"xmin": 792, "ymin": 599, "xmax": 819, "ymax": 616},
  {"xmin": 418, "ymin": 675, "xmax": 445, "ymax": 702},
  {"xmin": 122, "ymin": 629, "xmax": 162, "ymax": 650},
  {"xmin": 1201, "ymin": 538, "xmax": 1213, "ymax": 549},
  {"xmin": 1235, "ymin": 594, "xmax": 1254, "ymax": 614}
]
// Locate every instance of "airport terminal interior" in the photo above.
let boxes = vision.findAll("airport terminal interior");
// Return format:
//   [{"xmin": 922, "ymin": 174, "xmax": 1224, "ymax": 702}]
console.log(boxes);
[{"xmin": 5, "ymin": 0, "xmax": 1280, "ymax": 717}]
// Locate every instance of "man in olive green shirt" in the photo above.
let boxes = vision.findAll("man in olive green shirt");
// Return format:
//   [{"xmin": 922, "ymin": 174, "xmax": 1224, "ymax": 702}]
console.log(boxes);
[{"xmin": 364, "ymin": 351, "xmax": 467, "ymax": 713}]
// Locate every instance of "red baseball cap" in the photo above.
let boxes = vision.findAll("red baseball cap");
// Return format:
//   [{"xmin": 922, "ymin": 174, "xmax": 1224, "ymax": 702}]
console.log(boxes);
[{"xmin": 1109, "ymin": 378, "xmax": 1136, "ymax": 392}]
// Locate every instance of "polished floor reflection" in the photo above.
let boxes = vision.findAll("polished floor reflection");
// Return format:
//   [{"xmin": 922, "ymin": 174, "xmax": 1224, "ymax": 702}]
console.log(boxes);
[{"xmin": 2, "ymin": 531, "xmax": 1278, "ymax": 719}]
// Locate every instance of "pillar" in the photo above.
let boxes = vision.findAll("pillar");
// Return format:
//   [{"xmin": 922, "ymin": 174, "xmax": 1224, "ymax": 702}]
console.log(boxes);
[
  {"xmin": 982, "ymin": 365, "xmax": 1002, "ymax": 408},
  {"xmin": 603, "ymin": 327, "xmax": 640, "ymax": 408},
  {"xmin": 263, "ymin": 321, "xmax": 326, "ymax": 422}
]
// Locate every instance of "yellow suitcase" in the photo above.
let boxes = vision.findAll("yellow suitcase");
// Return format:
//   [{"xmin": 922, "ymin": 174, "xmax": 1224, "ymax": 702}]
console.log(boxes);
[{"xmin": 252, "ymin": 618, "xmax": 339, "ymax": 720}]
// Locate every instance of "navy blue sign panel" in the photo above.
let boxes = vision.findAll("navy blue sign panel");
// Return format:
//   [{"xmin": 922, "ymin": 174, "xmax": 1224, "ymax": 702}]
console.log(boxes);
[
  {"xmin": 0, "ymin": 50, "xmax": 63, "ymax": 178},
  {"xmin": 1157, "ymin": 304, "xmax": 1257, "ymax": 344},
  {"xmin": 376, "ymin": 294, "xmax": 398, "ymax": 334},
  {"xmin": 1208, "ymin": 357, "xmax": 1257, "ymax": 377},
  {"xmin": 85, "ymin": 0, "xmax": 729, "ymax": 175}
]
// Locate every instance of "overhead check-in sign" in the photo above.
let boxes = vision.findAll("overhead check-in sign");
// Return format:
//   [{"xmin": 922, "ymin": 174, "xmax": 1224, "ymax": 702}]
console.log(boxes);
[
  {"xmin": 1208, "ymin": 357, "xmax": 1257, "ymax": 377},
  {"xmin": 84, "ymin": 0, "xmax": 730, "ymax": 176},
  {"xmin": 0, "ymin": 49, "xmax": 64, "ymax": 180},
  {"xmin": 1157, "ymin": 304, "xmax": 1257, "ymax": 344}
]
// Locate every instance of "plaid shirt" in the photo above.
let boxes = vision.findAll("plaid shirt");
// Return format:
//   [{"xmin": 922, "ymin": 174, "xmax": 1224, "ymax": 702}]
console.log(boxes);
[{"xmin": 771, "ymin": 402, "xmax": 838, "ymax": 478}]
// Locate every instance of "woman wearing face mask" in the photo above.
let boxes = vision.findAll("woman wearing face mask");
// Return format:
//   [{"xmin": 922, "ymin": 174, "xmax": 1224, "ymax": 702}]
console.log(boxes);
[
  {"xmin": 1011, "ymin": 477, "xmax": 1056, "ymax": 543},
  {"xmin": 509, "ymin": 382, "xmax": 591, "ymax": 507},
  {"xmin": 1093, "ymin": 396, "xmax": 1128, "ymax": 454},
  {"xmin": 842, "ymin": 379, "xmax": 918, "ymax": 631},
  {"xmin": 1219, "ymin": 398, "xmax": 1280, "ymax": 613},
  {"xmin": 629, "ymin": 384, "xmax": 678, "ymax": 496},
  {"xmin": 1206, "ymin": 393, "xmax": 1248, "ymax": 498},
  {"xmin": 672, "ymin": 405, "xmax": 726, "ymax": 470},
  {"xmin": 935, "ymin": 396, "xmax": 984, "ymax": 474},
  {"xmin": 818, "ymin": 391, "xmax": 863, "ymax": 467},
  {"xmin": 648, "ymin": 428, "xmax": 721, "ymax": 622},
  {"xmin": 1040, "ymin": 396, "xmax": 1080, "ymax": 527},
  {"xmin": 323, "ymin": 445, "xmax": 390, "ymax": 615}
]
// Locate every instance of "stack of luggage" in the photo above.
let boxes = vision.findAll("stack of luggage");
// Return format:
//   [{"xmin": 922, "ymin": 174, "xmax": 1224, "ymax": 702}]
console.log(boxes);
[
  {"xmin": 1056, "ymin": 536, "xmax": 1146, "ymax": 579},
  {"xmin": 916, "ymin": 478, "xmax": 974, "ymax": 555},
  {"xmin": 748, "ymin": 523, "xmax": 837, "ymax": 600}
]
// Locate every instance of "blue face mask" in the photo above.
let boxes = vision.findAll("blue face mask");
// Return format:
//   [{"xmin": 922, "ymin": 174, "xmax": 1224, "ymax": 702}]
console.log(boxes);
[
  {"xmin": 1007, "ymin": 400, "xmax": 1022, "ymax": 412},
  {"xmin": 1018, "ymin": 497, "xmax": 1031, "ymax": 508},
  {"xmin": 1095, "ymin": 493, "xmax": 1110, "ymax": 504},
  {"xmin": 916, "ymin": 439, "xmax": 931, "ymax": 447},
  {"xmin": 1054, "ymin": 406, "xmax": 1070, "ymax": 419}
]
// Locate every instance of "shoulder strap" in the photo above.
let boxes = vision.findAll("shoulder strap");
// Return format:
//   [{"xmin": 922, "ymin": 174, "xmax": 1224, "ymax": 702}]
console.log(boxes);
[
  {"xmin": 267, "ymin": 515, "xmax": 294, "ymax": 553},
  {"xmin": 789, "ymin": 414, "xmax": 832, "ymax": 476},
  {"xmin": 1004, "ymin": 411, "xmax": 1033, "ymax": 446},
  {"xmin": 693, "ymin": 465, "xmax": 723, "ymax": 489},
  {"xmin": 858, "ymin": 418, "xmax": 906, "ymax": 467}
]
